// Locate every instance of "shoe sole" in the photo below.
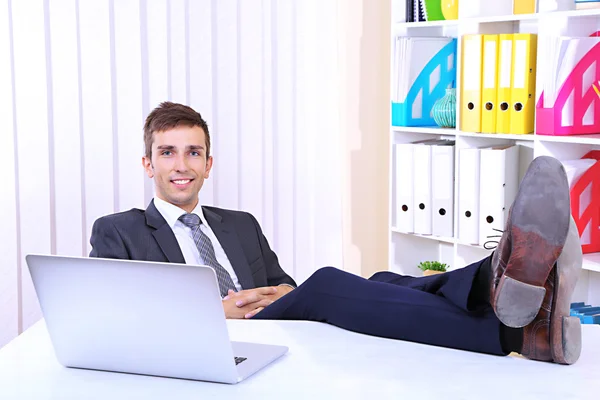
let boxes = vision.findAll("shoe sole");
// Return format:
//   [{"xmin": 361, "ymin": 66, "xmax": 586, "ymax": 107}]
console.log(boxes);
[
  {"xmin": 557, "ymin": 316, "xmax": 582, "ymax": 365},
  {"xmin": 494, "ymin": 156, "xmax": 571, "ymax": 328},
  {"xmin": 551, "ymin": 217, "xmax": 583, "ymax": 365}
]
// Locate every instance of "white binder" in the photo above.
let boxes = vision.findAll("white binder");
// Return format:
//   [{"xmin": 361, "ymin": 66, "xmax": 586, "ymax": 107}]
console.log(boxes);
[
  {"xmin": 478, "ymin": 145, "xmax": 520, "ymax": 247},
  {"xmin": 458, "ymin": 148, "xmax": 481, "ymax": 244},
  {"xmin": 412, "ymin": 139, "xmax": 454, "ymax": 235},
  {"xmin": 395, "ymin": 143, "xmax": 415, "ymax": 232},
  {"xmin": 413, "ymin": 143, "xmax": 432, "ymax": 235},
  {"xmin": 432, "ymin": 142, "xmax": 455, "ymax": 237}
]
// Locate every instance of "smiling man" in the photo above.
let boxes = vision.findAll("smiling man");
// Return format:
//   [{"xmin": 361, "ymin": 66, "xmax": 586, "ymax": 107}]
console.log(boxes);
[{"xmin": 89, "ymin": 102, "xmax": 296, "ymax": 319}]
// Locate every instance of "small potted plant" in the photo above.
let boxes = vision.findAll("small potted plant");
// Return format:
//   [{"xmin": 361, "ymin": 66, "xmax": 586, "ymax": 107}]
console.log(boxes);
[{"xmin": 418, "ymin": 261, "xmax": 449, "ymax": 276}]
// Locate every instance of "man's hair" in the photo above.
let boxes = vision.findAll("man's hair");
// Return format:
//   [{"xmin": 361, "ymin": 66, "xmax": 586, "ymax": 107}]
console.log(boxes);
[{"xmin": 143, "ymin": 101, "xmax": 211, "ymax": 159}]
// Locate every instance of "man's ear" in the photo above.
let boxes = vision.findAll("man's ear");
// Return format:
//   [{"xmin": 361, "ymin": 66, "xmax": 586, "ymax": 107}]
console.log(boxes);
[
  {"xmin": 142, "ymin": 156, "xmax": 154, "ymax": 178},
  {"xmin": 204, "ymin": 156, "xmax": 213, "ymax": 179}
]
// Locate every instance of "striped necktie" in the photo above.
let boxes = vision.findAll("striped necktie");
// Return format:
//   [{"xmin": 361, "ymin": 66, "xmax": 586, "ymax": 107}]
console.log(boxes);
[{"xmin": 178, "ymin": 213, "xmax": 236, "ymax": 297}]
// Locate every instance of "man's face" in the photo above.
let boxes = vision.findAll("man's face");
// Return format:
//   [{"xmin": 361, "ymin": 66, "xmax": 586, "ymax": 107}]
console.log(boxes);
[{"xmin": 142, "ymin": 125, "xmax": 213, "ymax": 213}]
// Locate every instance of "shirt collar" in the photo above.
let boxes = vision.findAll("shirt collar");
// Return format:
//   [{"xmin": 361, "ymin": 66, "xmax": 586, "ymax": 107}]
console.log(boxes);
[{"xmin": 153, "ymin": 197, "xmax": 206, "ymax": 228}]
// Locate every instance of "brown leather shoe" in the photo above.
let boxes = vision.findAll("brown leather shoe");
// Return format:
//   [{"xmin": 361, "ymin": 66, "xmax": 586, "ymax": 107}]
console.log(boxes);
[
  {"xmin": 490, "ymin": 156, "xmax": 571, "ymax": 328},
  {"xmin": 520, "ymin": 216, "xmax": 582, "ymax": 365}
]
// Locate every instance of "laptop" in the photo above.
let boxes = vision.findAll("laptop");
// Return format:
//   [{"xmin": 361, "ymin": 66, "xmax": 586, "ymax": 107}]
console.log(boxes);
[{"xmin": 25, "ymin": 254, "xmax": 288, "ymax": 384}]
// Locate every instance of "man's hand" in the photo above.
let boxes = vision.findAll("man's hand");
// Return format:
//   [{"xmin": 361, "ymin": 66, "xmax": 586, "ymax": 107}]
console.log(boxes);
[
  {"xmin": 222, "ymin": 287, "xmax": 276, "ymax": 319},
  {"xmin": 222, "ymin": 286, "xmax": 294, "ymax": 319}
]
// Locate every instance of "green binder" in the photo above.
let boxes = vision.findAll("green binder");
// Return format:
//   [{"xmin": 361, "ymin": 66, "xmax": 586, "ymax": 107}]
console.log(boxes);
[{"xmin": 421, "ymin": 0, "xmax": 445, "ymax": 21}]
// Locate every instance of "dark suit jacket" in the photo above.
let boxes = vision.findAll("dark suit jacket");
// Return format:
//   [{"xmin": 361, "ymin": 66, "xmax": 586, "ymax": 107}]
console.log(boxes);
[{"xmin": 89, "ymin": 200, "xmax": 296, "ymax": 289}]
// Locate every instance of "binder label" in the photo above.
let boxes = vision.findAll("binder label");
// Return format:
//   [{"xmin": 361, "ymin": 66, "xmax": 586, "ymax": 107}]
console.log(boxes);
[
  {"xmin": 463, "ymin": 38, "xmax": 481, "ymax": 91},
  {"xmin": 499, "ymin": 40, "xmax": 512, "ymax": 88},
  {"xmin": 483, "ymin": 40, "xmax": 497, "ymax": 89},
  {"xmin": 514, "ymin": 40, "xmax": 527, "ymax": 89}
]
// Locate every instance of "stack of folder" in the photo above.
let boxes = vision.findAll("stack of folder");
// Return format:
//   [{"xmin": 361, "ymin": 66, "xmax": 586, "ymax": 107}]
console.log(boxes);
[
  {"xmin": 457, "ymin": 145, "xmax": 520, "ymax": 246},
  {"xmin": 570, "ymin": 302, "xmax": 600, "ymax": 325},
  {"xmin": 460, "ymin": 33, "xmax": 538, "ymax": 134},
  {"xmin": 536, "ymin": 36, "xmax": 600, "ymax": 136},
  {"xmin": 395, "ymin": 139, "xmax": 456, "ymax": 237},
  {"xmin": 395, "ymin": 141, "xmax": 521, "ymax": 243},
  {"xmin": 392, "ymin": 36, "xmax": 457, "ymax": 127}
]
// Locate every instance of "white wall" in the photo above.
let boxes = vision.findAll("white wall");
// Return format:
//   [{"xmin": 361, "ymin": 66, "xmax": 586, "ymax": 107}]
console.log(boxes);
[
  {"xmin": 0, "ymin": 0, "xmax": 347, "ymax": 348},
  {"xmin": 338, "ymin": 0, "xmax": 390, "ymax": 278}
]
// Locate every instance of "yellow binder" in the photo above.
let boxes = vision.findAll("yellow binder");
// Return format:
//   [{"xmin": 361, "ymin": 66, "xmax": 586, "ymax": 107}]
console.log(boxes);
[
  {"xmin": 495, "ymin": 34, "xmax": 513, "ymax": 134},
  {"xmin": 509, "ymin": 33, "xmax": 538, "ymax": 135},
  {"xmin": 481, "ymin": 35, "xmax": 499, "ymax": 133},
  {"xmin": 514, "ymin": 0, "xmax": 536, "ymax": 14},
  {"xmin": 460, "ymin": 34, "xmax": 483, "ymax": 133}
]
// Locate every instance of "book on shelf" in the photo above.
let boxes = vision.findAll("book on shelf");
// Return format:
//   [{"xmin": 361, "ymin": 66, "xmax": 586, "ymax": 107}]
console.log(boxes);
[
  {"xmin": 456, "ymin": 145, "xmax": 520, "ymax": 246},
  {"xmin": 394, "ymin": 139, "xmax": 455, "ymax": 237},
  {"xmin": 403, "ymin": 0, "xmax": 458, "ymax": 22},
  {"xmin": 514, "ymin": 0, "xmax": 537, "ymax": 14}
]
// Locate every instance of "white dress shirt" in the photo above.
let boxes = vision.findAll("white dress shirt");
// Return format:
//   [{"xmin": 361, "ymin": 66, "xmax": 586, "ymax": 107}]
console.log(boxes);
[{"xmin": 153, "ymin": 197, "xmax": 243, "ymax": 292}]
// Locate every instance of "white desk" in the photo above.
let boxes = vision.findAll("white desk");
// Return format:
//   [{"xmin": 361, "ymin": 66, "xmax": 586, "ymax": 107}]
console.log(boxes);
[{"xmin": 0, "ymin": 320, "xmax": 599, "ymax": 399}]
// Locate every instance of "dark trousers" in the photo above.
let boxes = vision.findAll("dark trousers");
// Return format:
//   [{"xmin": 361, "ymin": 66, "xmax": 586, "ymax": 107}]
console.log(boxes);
[{"xmin": 254, "ymin": 256, "xmax": 506, "ymax": 356}]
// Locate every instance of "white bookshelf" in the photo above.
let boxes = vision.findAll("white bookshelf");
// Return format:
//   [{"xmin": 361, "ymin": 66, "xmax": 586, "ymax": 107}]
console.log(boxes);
[{"xmin": 389, "ymin": 1, "xmax": 600, "ymax": 306}]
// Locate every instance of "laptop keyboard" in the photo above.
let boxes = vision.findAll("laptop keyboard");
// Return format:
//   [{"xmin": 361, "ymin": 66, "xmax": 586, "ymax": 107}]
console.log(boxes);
[{"xmin": 234, "ymin": 357, "xmax": 247, "ymax": 365}]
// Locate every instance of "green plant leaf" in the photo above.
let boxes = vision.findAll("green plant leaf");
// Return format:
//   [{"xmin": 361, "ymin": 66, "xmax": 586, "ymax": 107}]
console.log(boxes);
[{"xmin": 417, "ymin": 261, "xmax": 448, "ymax": 272}]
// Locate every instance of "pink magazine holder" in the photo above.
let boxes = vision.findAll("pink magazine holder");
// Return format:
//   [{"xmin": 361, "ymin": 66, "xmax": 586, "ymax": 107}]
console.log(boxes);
[
  {"xmin": 536, "ymin": 41, "xmax": 600, "ymax": 136},
  {"xmin": 570, "ymin": 151, "xmax": 600, "ymax": 254}
]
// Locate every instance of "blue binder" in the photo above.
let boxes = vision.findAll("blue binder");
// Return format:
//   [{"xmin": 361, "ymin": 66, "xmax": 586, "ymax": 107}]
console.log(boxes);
[
  {"xmin": 392, "ymin": 39, "xmax": 457, "ymax": 127},
  {"xmin": 570, "ymin": 302, "xmax": 600, "ymax": 324}
]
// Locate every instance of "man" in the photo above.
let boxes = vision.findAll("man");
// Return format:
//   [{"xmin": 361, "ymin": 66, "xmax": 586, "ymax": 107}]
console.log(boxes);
[
  {"xmin": 90, "ymin": 101, "xmax": 296, "ymax": 319},
  {"xmin": 91, "ymin": 102, "xmax": 582, "ymax": 365}
]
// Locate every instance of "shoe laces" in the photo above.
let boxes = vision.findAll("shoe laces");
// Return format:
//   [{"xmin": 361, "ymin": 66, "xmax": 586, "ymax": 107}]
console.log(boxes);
[{"xmin": 483, "ymin": 228, "xmax": 504, "ymax": 250}]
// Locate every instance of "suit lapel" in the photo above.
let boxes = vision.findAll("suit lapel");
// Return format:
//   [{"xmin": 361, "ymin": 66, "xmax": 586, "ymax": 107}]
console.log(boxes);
[
  {"xmin": 146, "ymin": 200, "xmax": 186, "ymax": 264},
  {"xmin": 203, "ymin": 207, "xmax": 254, "ymax": 289}
]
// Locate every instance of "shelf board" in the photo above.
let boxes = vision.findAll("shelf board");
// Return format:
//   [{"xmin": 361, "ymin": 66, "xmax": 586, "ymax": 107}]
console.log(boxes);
[
  {"xmin": 394, "ymin": 9, "xmax": 600, "ymax": 30},
  {"xmin": 535, "ymin": 133, "xmax": 600, "ymax": 145},
  {"xmin": 390, "ymin": 231, "xmax": 600, "ymax": 272},
  {"xmin": 459, "ymin": 131, "xmax": 535, "ymax": 141},
  {"xmin": 583, "ymin": 253, "xmax": 600, "ymax": 273},
  {"xmin": 395, "ymin": 19, "xmax": 459, "ymax": 29},
  {"xmin": 455, "ymin": 241, "xmax": 495, "ymax": 251},
  {"xmin": 392, "ymin": 126, "xmax": 457, "ymax": 135},
  {"xmin": 549, "ymin": 9, "xmax": 600, "ymax": 19},
  {"xmin": 391, "ymin": 229, "xmax": 457, "ymax": 244},
  {"xmin": 469, "ymin": 13, "xmax": 539, "ymax": 24},
  {"xmin": 393, "ymin": 129, "xmax": 600, "ymax": 144}
]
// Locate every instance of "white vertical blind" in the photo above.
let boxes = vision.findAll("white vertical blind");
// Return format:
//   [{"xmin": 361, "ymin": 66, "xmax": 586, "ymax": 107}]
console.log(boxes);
[
  {"xmin": 239, "ymin": 0, "xmax": 264, "ymax": 223},
  {"xmin": 169, "ymin": 0, "xmax": 187, "ymax": 104},
  {"xmin": 272, "ymin": 0, "xmax": 295, "ymax": 276},
  {"xmin": 0, "ymin": 0, "xmax": 19, "ymax": 347},
  {"xmin": 11, "ymin": 0, "xmax": 51, "ymax": 332},
  {"xmin": 79, "ymin": 0, "xmax": 115, "ymax": 256},
  {"xmin": 48, "ymin": 0, "xmax": 84, "ymax": 259},
  {"xmin": 1, "ymin": 0, "xmax": 344, "ymax": 348},
  {"xmin": 214, "ymin": 0, "xmax": 240, "ymax": 210},
  {"xmin": 113, "ymin": 0, "xmax": 146, "ymax": 214}
]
